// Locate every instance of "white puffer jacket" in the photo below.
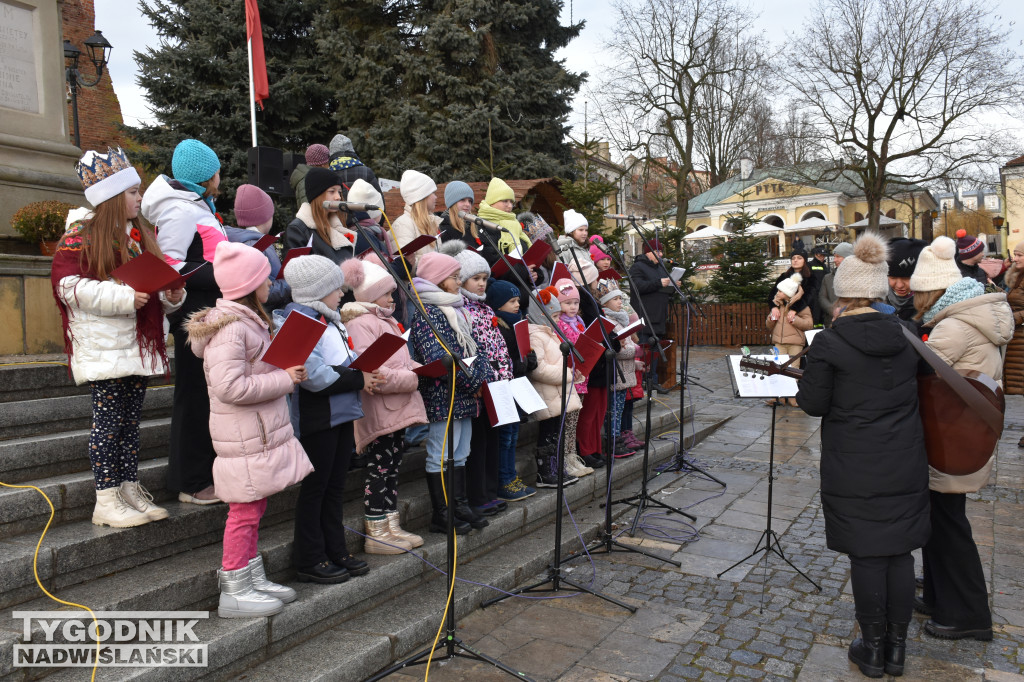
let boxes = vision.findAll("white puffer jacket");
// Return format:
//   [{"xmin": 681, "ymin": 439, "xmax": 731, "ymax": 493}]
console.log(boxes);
[{"xmin": 56, "ymin": 275, "xmax": 183, "ymax": 385}]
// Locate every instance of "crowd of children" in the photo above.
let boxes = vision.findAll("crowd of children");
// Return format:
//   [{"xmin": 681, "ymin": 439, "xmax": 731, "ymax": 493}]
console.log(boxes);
[{"xmin": 51, "ymin": 140, "xmax": 648, "ymax": 620}]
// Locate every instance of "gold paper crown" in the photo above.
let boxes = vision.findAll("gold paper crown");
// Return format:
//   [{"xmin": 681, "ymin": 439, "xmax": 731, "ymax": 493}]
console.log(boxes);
[{"xmin": 76, "ymin": 147, "xmax": 133, "ymax": 190}]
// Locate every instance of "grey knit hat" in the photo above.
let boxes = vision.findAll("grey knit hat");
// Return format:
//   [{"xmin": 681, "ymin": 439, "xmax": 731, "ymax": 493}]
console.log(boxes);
[
  {"xmin": 834, "ymin": 232, "xmax": 890, "ymax": 299},
  {"xmin": 439, "ymin": 240, "xmax": 489, "ymax": 282},
  {"xmin": 284, "ymin": 255, "xmax": 345, "ymax": 305},
  {"xmin": 329, "ymin": 134, "xmax": 355, "ymax": 156},
  {"xmin": 832, "ymin": 242, "xmax": 854, "ymax": 258}
]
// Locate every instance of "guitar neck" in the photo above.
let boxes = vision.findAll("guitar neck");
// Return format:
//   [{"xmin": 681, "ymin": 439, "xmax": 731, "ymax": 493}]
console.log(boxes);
[{"xmin": 739, "ymin": 357, "xmax": 804, "ymax": 380}]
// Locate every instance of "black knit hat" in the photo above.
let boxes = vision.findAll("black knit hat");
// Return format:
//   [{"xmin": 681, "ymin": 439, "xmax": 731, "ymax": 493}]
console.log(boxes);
[
  {"xmin": 304, "ymin": 167, "xmax": 341, "ymax": 204},
  {"xmin": 887, "ymin": 237, "xmax": 927, "ymax": 278}
]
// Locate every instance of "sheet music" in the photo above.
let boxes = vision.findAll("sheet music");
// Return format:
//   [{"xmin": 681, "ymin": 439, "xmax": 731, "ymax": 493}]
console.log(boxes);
[
  {"xmin": 727, "ymin": 354, "xmax": 799, "ymax": 398},
  {"xmin": 508, "ymin": 377, "xmax": 547, "ymax": 414},
  {"xmin": 486, "ymin": 380, "xmax": 521, "ymax": 426},
  {"xmin": 670, "ymin": 266, "xmax": 686, "ymax": 282},
  {"xmin": 804, "ymin": 329, "xmax": 822, "ymax": 346}
]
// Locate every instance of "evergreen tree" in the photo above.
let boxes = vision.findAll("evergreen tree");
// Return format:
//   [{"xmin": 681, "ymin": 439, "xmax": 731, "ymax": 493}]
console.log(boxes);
[
  {"xmin": 558, "ymin": 135, "xmax": 619, "ymax": 239},
  {"xmin": 127, "ymin": 0, "xmax": 336, "ymax": 226},
  {"xmin": 705, "ymin": 209, "xmax": 774, "ymax": 303}
]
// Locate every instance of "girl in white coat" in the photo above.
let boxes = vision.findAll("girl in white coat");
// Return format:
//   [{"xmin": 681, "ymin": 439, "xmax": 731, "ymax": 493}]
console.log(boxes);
[{"xmin": 51, "ymin": 148, "xmax": 184, "ymax": 528}]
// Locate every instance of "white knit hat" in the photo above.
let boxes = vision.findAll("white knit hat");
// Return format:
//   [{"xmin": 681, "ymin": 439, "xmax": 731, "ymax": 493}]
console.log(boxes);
[
  {"xmin": 564, "ymin": 209, "xmax": 588, "ymax": 234},
  {"xmin": 833, "ymin": 232, "xmax": 890, "ymax": 299},
  {"xmin": 909, "ymin": 236, "xmax": 963, "ymax": 293},
  {"xmin": 400, "ymin": 169, "xmax": 437, "ymax": 205},
  {"xmin": 284, "ymin": 255, "xmax": 345, "ymax": 304},
  {"xmin": 341, "ymin": 257, "xmax": 395, "ymax": 303},
  {"xmin": 777, "ymin": 273, "xmax": 803, "ymax": 299},
  {"xmin": 346, "ymin": 178, "xmax": 383, "ymax": 221},
  {"xmin": 439, "ymin": 240, "xmax": 489, "ymax": 282}
]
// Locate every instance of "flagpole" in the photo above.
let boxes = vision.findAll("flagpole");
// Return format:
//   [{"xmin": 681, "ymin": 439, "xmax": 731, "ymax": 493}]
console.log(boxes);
[{"xmin": 247, "ymin": 37, "xmax": 257, "ymax": 147}]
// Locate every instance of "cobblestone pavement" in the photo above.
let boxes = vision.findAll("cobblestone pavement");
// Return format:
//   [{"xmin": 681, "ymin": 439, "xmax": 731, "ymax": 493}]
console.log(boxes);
[{"xmin": 392, "ymin": 346, "xmax": 1024, "ymax": 682}]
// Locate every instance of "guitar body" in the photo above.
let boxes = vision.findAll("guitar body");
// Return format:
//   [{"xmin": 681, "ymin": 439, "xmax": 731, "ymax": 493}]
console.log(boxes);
[{"xmin": 917, "ymin": 370, "xmax": 1004, "ymax": 476}]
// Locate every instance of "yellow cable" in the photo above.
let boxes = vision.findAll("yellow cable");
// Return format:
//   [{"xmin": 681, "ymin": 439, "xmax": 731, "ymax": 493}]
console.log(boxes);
[
  {"xmin": 0, "ymin": 361, "xmax": 68, "ymax": 367},
  {"xmin": 0, "ymin": 481, "xmax": 99, "ymax": 680},
  {"xmin": 652, "ymin": 397, "xmax": 682, "ymax": 424}
]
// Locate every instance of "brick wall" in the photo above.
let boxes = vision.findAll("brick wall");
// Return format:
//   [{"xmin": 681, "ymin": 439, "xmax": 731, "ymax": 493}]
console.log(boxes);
[{"xmin": 61, "ymin": 0, "xmax": 125, "ymax": 152}]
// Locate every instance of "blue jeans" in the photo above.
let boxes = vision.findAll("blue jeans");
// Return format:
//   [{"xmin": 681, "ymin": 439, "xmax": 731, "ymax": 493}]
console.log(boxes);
[
  {"xmin": 497, "ymin": 424, "xmax": 520, "ymax": 486},
  {"xmin": 425, "ymin": 418, "xmax": 472, "ymax": 473}
]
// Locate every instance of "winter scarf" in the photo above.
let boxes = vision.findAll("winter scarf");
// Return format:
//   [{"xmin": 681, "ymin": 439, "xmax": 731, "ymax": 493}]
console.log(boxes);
[
  {"xmin": 602, "ymin": 308, "xmax": 631, "ymax": 329},
  {"xmin": 413, "ymin": 277, "xmax": 477, "ymax": 355},
  {"xmin": 461, "ymin": 288, "xmax": 487, "ymax": 302},
  {"xmin": 329, "ymin": 156, "xmax": 363, "ymax": 171},
  {"xmin": 50, "ymin": 219, "xmax": 168, "ymax": 374},
  {"xmin": 559, "ymin": 314, "xmax": 586, "ymax": 337},
  {"xmin": 923, "ymin": 277, "xmax": 984, "ymax": 326},
  {"xmin": 495, "ymin": 309, "xmax": 522, "ymax": 328},
  {"xmin": 478, "ymin": 201, "xmax": 531, "ymax": 256},
  {"xmin": 303, "ymin": 299, "xmax": 341, "ymax": 323},
  {"xmin": 341, "ymin": 300, "xmax": 395, "ymax": 323}
]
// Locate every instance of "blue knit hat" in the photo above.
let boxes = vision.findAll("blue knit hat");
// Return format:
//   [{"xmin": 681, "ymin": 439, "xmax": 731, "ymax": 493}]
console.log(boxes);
[
  {"xmin": 444, "ymin": 181, "xmax": 475, "ymax": 209},
  {"xmin": 171, "ymin": 139, "xmax": 220, "ymax": 185},
  {"xmin": 486, "ymin": 278, "xmax": 521, "ymax": 310},
  {"xmin": 922, "ymin": 277, "xmax": 983, "ymax": 325}
]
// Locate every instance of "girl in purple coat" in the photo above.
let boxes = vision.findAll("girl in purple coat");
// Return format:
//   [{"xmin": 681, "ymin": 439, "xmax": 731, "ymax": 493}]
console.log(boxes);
[{"xmin": 186, "ymin": 242, "xmax": 314, "ymax": 619}]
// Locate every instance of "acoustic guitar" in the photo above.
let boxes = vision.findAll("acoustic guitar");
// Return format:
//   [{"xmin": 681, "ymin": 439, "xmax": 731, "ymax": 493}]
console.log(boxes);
[{"xmin": 739, "ymin": 356, "xmax": 1004, "ymax": 476}]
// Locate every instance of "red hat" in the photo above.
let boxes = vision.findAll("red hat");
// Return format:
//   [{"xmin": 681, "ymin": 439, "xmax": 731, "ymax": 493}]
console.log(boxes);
[{"xmin": 643, "ymin": 239, "xmax": 663, "ymax": 254}]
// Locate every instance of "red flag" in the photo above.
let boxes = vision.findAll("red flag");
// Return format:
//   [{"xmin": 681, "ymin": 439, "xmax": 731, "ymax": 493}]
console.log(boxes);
[{"xmin": 245, "ymin": 0, "xmax": 269, "ymax": 109}]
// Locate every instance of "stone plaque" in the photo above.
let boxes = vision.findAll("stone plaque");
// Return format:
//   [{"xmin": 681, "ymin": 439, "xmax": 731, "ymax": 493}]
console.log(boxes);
[{"xmin": 0, "ymin": 1, "xmax": 40, "ymax": 113}]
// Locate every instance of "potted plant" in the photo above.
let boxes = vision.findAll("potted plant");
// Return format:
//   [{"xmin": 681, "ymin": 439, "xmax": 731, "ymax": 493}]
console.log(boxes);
[{"xmin": 10, "ymin": 201, "xmax": 79, "ymax": 255}]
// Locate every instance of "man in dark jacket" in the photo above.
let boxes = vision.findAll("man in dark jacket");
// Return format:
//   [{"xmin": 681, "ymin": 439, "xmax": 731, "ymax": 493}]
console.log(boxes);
[
  {"xmin": 886, "ymin": 238, "xmax": 927, "ymax": 322},
  {"xmin": 629, "ymin": 239, "xmax": 673, "ymax": 391},
  {"xmin": 809, "ymin": 246, "xmax": 831, "ymax": 324}
]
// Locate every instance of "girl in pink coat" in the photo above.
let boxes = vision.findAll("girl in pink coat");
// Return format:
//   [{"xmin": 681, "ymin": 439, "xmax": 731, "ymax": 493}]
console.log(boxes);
[
  {"xmin": 341, "ymin": 257, "xmax": 428, "ymax": 554},
  {"xmin": 186, "ymin": 241, "xmax": 313, "ymax": 619}
]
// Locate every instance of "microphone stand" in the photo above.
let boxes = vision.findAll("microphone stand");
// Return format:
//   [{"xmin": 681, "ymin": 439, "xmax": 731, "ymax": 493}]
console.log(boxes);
[
  {"xmin": 472, "ymin": 221, "xmax": 631, "ymax": 613},
  {"xmin": 622, "ymin": 217, "xmax": 725, "ymax": 488},
  {"xmin": 353, "ymin": 218, "xmax": 530, "ymax": 682}
]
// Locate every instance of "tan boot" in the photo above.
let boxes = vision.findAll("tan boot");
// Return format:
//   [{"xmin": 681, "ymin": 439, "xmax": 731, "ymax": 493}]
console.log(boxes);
[
  {"xmin": 564, "ymin": 452, "xmax": 594, "ymax": 478},
  {"xmin": 92, "ymin": 488, "xmax": 151, "ymax": 528},
  {"xmin": 386, "ymin": 511, "xmax": 423, "ymax": 549},
  {"xmin": 120, "ymin": 481, "xmax": 168, "ymax": 521},
  {"xmin": 363, "ymin": 517, "xmax": 412, "ymax": 555}
]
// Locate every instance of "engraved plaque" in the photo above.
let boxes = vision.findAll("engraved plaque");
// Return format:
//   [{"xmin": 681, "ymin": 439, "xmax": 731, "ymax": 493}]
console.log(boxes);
[{"xmin": 0, "ymin": 1, "xmax": 40, "ymax": 113}]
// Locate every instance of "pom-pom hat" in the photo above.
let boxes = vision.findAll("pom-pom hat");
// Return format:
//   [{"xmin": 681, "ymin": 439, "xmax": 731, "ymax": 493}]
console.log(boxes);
[
  {"xmin": 400, "ymin": 170, "xmax": 437, "ymax": 205},
  {"xmin": 233, "ymin": 184, "xmax": 275, "ymax": 228},
  {"xmin": 537, "ymin": 286, "xmax": 562, "ymax": 316},
  {"xmin": 284, "ymin": 255, "xmax": 345, "ymax": 305},
  {"xmin": 833, "ymin": 232, "xmax": 891, "ymax": 299},
  {"xmin": 76, "ymin": 147, "xmax": 141, "ymax": 208},
  {"xmin": 910, "ymin": 236, "xmax": 963, "ymax": 293},
  {"xmin": 213, "ymin": 241, "xmax": 271, "ymax": 300},
  {"xmin": 341, "ymin": 258, "xmax": 395, "ymax": 303},
  {"xmin": 955, "ymin": 229, "xmax": 984, "ymax": 259},
  {"xmin": 439, "ymin": 240, "xmax": 489, "ymax": 282},
  {"xmin": 777, "ymin": 273, "xmax": 803, "ymax": 299}
]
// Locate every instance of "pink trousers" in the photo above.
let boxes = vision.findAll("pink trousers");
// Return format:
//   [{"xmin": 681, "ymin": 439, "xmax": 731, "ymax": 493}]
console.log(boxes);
[{"xmin": 222, "ymin": 498, "xmax": 268, "ymax": 570}]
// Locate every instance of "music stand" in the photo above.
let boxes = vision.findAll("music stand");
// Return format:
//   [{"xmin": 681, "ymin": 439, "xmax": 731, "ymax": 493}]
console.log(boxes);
[{"xmin": 717, "ymin": 355, "xmax": 821, "ymax": 610}]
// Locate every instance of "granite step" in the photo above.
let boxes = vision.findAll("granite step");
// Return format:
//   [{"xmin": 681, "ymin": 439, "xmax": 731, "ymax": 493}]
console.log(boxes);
[
  {"xmin": 2, "ymin": 410, "xmax": 724, "ymax": 681},
  {"xmin": 0, "ymin": 356, "xmax": 177, "ymax": 404},
  {"xmin": 0, "ymin": 384, "xmax": 174, "ymax": 442}
]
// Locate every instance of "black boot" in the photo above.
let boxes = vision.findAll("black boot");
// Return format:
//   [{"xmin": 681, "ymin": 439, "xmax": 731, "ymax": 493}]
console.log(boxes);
[
  {"xmin": 884, "ymin": 621, "xmax": 908, "ymax": 677},
  {"xmin": 452, "ymin": 467, "xmax": 487, "ymax": 529},
  {"xmin": 848, "ymin": 618, "xmax": 885, "ymax": 678},
  {"xmin": 535, "ymin": 443, "xmax": 558, "ymax": 488},
  {"xmin": 425, "ymin": 472, "xmax": 471, "ymax": 535}
]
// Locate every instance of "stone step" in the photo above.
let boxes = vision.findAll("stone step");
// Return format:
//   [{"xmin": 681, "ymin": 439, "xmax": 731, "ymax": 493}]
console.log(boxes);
[
  {"xmin": 0, "ymin": 384, "xmax": 174, "ymax": 442},
  {"xmin": 0, "ymin": 355, "xmax": 177, "ymax": 404},
  {"xmin": 0, "ymin": 418, "xmax": 172, "ymax": 485},
  {"xmin": 0, "ymin": 410, "xmax": 725, "ymax": 680}
]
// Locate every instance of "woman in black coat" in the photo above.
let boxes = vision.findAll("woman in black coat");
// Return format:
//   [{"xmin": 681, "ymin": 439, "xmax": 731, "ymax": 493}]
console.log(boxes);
[{"xmin": 795, "ymin": 233, "xmax": 930, "ymax": 679}]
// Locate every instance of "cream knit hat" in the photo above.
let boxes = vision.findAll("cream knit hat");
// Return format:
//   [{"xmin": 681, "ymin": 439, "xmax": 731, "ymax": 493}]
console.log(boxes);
[
  {"xmin": 777, "ymin": 273, "xmax": 803, "ymax": 299},
  {"xmin": 909, "ymin": 236, "xmax": 963, "ymax": 293},
  {"xmin": 399, "ymin": 169, "xmax": 437, "ymax": 205},
  {"xmin": 833, "ymin": 232, "xmax": 890, "ymax": 299}
]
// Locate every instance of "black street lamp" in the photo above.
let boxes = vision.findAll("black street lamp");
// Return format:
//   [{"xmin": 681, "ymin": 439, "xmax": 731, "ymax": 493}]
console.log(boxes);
[{"xmin": 63, "ymin": 30, "xmax": 113, "ymax": 149}]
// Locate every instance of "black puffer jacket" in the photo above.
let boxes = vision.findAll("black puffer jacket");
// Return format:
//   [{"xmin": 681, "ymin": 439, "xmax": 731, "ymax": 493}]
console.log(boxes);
[
  {"xmin": 796, "ymin": 309, "xmax": 930, "ymax": 557},
  {"xmin": 629, "ymin": 257, "xmax": 671, "ymax": 337}
]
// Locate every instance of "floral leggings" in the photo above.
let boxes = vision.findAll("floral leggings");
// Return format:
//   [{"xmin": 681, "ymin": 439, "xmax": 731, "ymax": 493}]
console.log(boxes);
[
  {"xmin": 363, "ymin": 432, "xmax": 403, "ymax": 515},
  {"xmin": 89, "ymin": 376, "xmax": 146, "ymax": 490}
]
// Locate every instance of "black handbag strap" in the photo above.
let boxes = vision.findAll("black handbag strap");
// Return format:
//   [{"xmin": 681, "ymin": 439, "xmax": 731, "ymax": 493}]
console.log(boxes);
[{"xmin": 900, "ymin": 326, "xmax": 1003, "ymax": 434}]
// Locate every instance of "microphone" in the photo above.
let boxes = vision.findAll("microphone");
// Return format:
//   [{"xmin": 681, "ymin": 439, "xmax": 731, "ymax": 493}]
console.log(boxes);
[
  {"xmin": 458, "ymin": 211, "xmax": 508, "ymax": 233},
  {"xmin": 604, "ymin": 213, "xmax": 641, "ymax": 221},
  {"xmin": 591, "ymin": 239, "xmax": 614, "ymax": 256},
  {"xmin": 323, "ymin": 201, "xmax": 379, "ymax": 212}
]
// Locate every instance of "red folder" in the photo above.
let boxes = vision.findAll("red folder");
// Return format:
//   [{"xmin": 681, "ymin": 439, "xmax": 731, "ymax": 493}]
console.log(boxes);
[
  {"xmin": 490, "ymin": 256, "xmax": 523, "ymax": 278},
  {"xmin": 583, "ymin": 317, "xmax": 617, "ymax": 346},
  {"xmin": 491, "ymin": 240, "xmax": 553, "ymax": 277},
  {"xmin": 252, "ymin": 233, "xmax": 279, "ymax": 251},
  {"xmin": 550, "ymin": 261, "xmax": 571, "ymax": 285},
  {"xmin": 277, "ymin": 247, "xmax": 312, "ymax": 279},
  {"xmin": 598, "ymin": 269, "xmax": 622, "ymax": 280},
  {"xmin": 261, "ymin": 309, "xmax": 327, "ymax": 370},
  {"xmin": 110, "ymin": 251, "xmax": 194, "ymax": 294},
  {"xmin": 348, "ymin": 333, "xmax": 406, "ymax": 372},
  {"xmin": 398, "ymin": 234, "xmax": 439, "ymax": 257},
  {"xmin": 513, "ymin": 320, "xmax": 530, "ymax": 362},
  {"xmin": 413, "ymin": 358, "xmax": 450, "ymax": 378},
  {"xmin": 572, "ymin": 332, "xmax": 605, "ymax": 377}
]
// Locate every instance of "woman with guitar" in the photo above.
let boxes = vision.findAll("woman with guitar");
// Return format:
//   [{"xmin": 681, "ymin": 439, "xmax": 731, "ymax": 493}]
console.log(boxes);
[
  {"xmin": 909, "ymin": 235, "xmax": 1013, "ymax": 644},
  {"xmin": 795, "ymin": 233, "xmax": 930, "ymax": 678}
]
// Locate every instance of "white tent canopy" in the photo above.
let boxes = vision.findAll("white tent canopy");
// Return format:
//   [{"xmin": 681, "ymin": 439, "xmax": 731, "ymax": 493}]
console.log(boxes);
[
  {"xmin": 744, "ymin": 222, "xmax": 784, "ymax": 235},
  {"xmin": 783, "ymin": 216, "xmax": 837, "ymax": 232},
  {"xmin": 684, "ymin": 226, "xmax": 732, "ymax": 240},
  {"xmin": 846, "ymin": 214, "xmax": 905, "ymax": 228}
]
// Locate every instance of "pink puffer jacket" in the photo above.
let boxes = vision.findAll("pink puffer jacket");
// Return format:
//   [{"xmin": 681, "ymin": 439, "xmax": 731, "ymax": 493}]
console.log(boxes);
[
  {"xmin": 186, "ymin": 300, "xmax": 313, "ymax": 503},
  {"xmin": 528, "ymin": 323, "xmax": 583, "ymax": 420},
  {"xmin": 341, "ymin": 302, "xmax": 427, "ymax": 453}
]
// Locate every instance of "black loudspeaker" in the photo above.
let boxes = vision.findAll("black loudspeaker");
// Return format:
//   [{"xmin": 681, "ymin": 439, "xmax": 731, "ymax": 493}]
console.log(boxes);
[
  {"xmin": 247, "ymin": 147, "xmax": 283, "ymax": 195},
  {"xmin": 280, "ymin": 152, "xmax": 305, "ymax": 200}
]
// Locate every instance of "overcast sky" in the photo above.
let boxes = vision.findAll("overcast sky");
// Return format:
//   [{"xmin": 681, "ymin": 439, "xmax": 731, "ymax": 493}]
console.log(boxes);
[{"xmin": 96, "ymin": 0, "xmax": 1024, "ymax": 145}]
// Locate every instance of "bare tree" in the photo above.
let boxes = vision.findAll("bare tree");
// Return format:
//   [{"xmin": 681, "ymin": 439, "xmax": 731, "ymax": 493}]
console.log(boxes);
[
  {"xmin": 595, "ymin": 0, "xmax": 769, "ymax": 226},
  {"xmin": 785, "ymin": 0, "xmax": 1024, "ymax": 232}
]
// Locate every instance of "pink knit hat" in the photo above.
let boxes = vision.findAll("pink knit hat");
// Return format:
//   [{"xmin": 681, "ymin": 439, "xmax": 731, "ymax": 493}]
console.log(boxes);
[
  {"xmin": 233, "ymin": 184, "xmax": 275, "ymax": 227},
  {"xmin": 341, "ymin": 258, "xmax": 396, "ymax": 303},
  {"xmin": 213, "ymin": 241, "xmax": 271, "ymax": 299},
  {"xmin": 589, "ymin": 245, "xmax": 611, "ymax": 263},
  {"xmin": 305, "ymin": 144, "xmax": 329, "ymax": 167},
  {"xmin": 415, "ymin": 252, "xmax": 461, "ymax": 286},
  {"xmin": 555, "ymin": 278, "xmax": 579, "ymax": 303}
]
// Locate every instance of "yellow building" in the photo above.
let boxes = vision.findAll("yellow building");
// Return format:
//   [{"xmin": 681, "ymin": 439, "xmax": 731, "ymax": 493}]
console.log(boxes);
[
  {"xmin": 681, "ymin": 163, "xmax": 937, "ymax": 257},
  {"xmin": 1000, "ymin": 155, "xmax": 1024, "ymax": 254}
]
